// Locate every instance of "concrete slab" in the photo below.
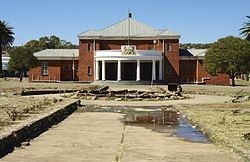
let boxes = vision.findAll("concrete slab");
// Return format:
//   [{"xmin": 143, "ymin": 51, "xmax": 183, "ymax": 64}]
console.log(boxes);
[
  {"xmin": 122, "ymin": 125, "xmax": 236, "ymax": 162},
  {"xmin": 1, "ymin": 112, "xmax": 124, "ymax": 162},
  {"xmin": 1, "ymin": 112, "xmax": 238, "ymax": 162}
]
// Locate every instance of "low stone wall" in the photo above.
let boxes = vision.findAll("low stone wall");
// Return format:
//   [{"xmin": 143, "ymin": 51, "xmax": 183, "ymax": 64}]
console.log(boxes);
[
  {"xmin": 0, "ymin": 100, "xmax": 80, "ymax": 158},
  {"xmin": 20, "ymin": 89, "xmax": 78, "ymax": 96}
]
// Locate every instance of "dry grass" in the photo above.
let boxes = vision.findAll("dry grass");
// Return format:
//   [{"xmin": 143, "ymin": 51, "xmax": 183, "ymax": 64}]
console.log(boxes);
[
  {"xmin": 0, "ymin": 94, "xmax": 66, "ymax": 129},
  {"xmin": 0, "ymin": 78, "xmax": 91, "ymax": 95},
  {"xmin": 235, "ymin": 79, "xmax": 250, "ymax": 86},
  {"xmin": 182, "ymin": 84, "xmax": 250, "ymax": 96},
  {"xmin": 177, "ymin": 102, "xmax": 250, "ymax": 162}
]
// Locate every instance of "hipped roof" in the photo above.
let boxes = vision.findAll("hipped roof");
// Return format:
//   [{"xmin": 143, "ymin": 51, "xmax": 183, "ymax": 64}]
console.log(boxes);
[
  {"xmin": 78, "ymin": 17, "xmax": 180, "ymax": 40},
  {"xmin": 33, "ymin": 49, "xmax": 79, "ymax": 58},
  {"xmin": 179, "ymin": 49, "xmax": 207, "ymax": 57}
]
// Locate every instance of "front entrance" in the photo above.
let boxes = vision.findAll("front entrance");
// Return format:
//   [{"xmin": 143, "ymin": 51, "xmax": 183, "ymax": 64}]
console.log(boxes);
[
  {"xmin": 140, "ymin": 62, "xmax": 152, "ymax": 81},
  {"xmin": 105, "ymin": 62, "xmax": 117, "ymax": 80},
  {"xmin": 121, "ymin": 62, "xmax": 136, "ymax": 80},
  {"xmin": 96, "ymin": 59, "xmax": 162, "ymax": 81},
  {"xmin": 140, "ymin": 61, "xmax": 159, "ymax": 81}
]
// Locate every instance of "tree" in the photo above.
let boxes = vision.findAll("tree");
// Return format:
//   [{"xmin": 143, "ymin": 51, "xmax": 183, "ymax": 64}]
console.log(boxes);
[
  {"xmin": 24, "ymin": 35, "xmax": 78, "ymax": 53},
  {"xmin": 8, "ymin": 46, "xmax": 38, "ymax": 82},
  {"xmin": 180, "ymin": 43, "xmax": 213, "ymax": 49},
  {"xmin": 240, "ymin": 16, "xmax": 250, "ymax": 41},
  {"xmin": 24, "ymin": 40, "xmax": 41, "ymax": 53},
  {"xmin": 204, "ymin": 36, "xmax": 250, "ymax": 86},
  {"xmin": 0, "ymin": 20, "xmax": 15, "ymax": 78}
]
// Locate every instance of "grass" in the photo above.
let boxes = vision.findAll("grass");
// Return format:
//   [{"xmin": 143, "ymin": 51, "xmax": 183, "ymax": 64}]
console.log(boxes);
[
  {"xmin": 177, "ymin": 101, "xmax": 250, "ymax": 162},
  {"xmin": 235, "ymin": 79, "xmax": 250, "ymax": 86}
]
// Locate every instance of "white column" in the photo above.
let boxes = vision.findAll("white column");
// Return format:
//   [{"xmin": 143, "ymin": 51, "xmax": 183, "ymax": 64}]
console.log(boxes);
[
  {"xmin": 102, "ymin": 60, "xmax": 105, "ymax": 81},
  {"xmin": 117, "ymin": 60, "xmax": 121, "ymax": 81},
  {"xmin": 159, "ymin": 60, "xmax": 163, "ymax": 80},
  {"xmin": 95, "ymin": 60, "xmax": 99, "ymax": 80},
  {"xmin": 136, "ymin": 60, "xmax": 140, "ymax": 81},
  {"xmin": 152, "ymin": 60, "xmax": 156, "ymax": 80}
]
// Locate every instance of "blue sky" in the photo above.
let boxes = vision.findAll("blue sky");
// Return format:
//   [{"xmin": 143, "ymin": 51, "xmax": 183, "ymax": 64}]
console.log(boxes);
[{"xmin": 1, "ymin": 0, "xmax": 249, "ymax": 46}]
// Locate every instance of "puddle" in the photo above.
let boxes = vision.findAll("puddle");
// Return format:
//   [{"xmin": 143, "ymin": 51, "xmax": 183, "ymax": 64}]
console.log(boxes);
[
  {"xmin": 126, "ymin": 117, "xmax": 209, "ymax": 143},
  {"xmin": 173, "ymin": 117, "xmax": 209, "ymax": 143},
  {"xmin": 78, "ymin": 105, "xmax": 209, "ymax": 143}
]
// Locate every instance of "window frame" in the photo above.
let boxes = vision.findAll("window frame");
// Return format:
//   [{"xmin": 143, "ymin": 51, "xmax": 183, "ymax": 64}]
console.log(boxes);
[
  {"xmin": 41, "ymin": 62, "xmax": 48, "ymax": 76},
  {"xmin": 166, "ymin": 43, "xmax": 172, "ymax": 52},
  {"xmin": 87, "ymin": 43, "xmax": 92, "ymax": 51},
  {"xmin": 62, "ymin": 64, "xmax": 66, "ymax": 72},
  {"xmin": 87, "ymin": 66, "xmax": 91, "ymax": 76},
  {"xmin": 69, "ymin": 64, "xmax": 72, "ymax": 72},
  {"xmin": 74, "ymin": 64, "xmax": 79, "ymax": 71}
]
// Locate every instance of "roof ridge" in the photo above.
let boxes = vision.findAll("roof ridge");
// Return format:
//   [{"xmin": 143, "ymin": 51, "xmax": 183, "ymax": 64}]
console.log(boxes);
[
  {"xmin": 78, "ymin": 17, "xmax": 180, "ymax": 38},
  {"xmin": 100, "ymin": 17, "xmax": 129, "ymax": 31}
]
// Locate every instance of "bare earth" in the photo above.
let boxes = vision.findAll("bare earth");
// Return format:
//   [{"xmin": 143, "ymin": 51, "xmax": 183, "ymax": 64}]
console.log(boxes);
[
  {"xmin": 1, "ymin": 78, "xmax": 249, "ymax": 162},
  {"xmin": 80, "ymin": 94, "xmax": 233, "ymax": 107},
  {"xmin": 1, "ymin": 112, "xmax": 237, "ymax": 162}
]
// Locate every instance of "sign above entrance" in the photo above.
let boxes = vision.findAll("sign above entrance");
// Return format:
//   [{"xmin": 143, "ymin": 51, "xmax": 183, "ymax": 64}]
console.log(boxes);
[{"xmin": 121, "ymin": 45, "xmax": 136, "ymax": 55}]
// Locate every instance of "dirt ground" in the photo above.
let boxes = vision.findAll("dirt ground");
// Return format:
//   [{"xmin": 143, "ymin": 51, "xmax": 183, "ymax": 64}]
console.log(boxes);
[
  {"xmin": 1, "ymin": 78, "xmax": 250, "ymax": 96},
  {"xmin": 0, "ymin": 78, "xmax": 250, "ymax": 161},
  {"xmin": 80, "ymin": 94, "xmax": 233, "ymax": 107},
  {"xmin": 1, "ymin": 112, "xmax": 238, "ymax": 162},
  {"xmin": 0, "ymin": 93, "xmax": 70, "ymax": 130}
]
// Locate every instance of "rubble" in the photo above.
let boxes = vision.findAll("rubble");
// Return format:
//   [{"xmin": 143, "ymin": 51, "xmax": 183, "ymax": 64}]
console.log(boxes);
[
  {"xmin": 75, "ymin": 86, "xmax": 189, "ymax": 101},
  {"xmin": 18, "ymin": 85, "xmax": 189, "ymax": 101}
]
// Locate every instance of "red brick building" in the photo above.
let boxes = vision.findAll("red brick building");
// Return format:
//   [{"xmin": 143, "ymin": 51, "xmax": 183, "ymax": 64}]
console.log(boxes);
[
  {"xmin": 29, "ymin": 49, "xmax": 79, "ymax": 82},
  {"xmin": 29, "ymin": 14, "xmax": 229, "ymax": 85}
]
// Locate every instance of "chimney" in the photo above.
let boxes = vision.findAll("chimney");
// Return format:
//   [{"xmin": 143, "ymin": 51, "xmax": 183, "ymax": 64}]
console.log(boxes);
[{"xmin": 128, "ymin": 12, "xmax": 132, "ymax": 18}]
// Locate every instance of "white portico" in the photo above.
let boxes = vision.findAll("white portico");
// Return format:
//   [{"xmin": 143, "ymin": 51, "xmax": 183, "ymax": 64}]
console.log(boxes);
[{"xmin": 95, "ymin": 46, "xmax": 163, "ymax": 81}]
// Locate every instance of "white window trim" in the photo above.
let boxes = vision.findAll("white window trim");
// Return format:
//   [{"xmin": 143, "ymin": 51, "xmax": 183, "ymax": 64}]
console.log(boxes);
[{"xmin": 41, "ymin": 62, "xmax": 48, "ymax": 75}]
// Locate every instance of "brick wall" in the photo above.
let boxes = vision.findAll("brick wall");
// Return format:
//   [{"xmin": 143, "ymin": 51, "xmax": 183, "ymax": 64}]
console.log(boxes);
[
  {"xmin": 204, "ymin": 74, "xmax": 230, "ymax": 85},
  {"xmin": 196, "ymin": 60, "xmax": 230, "ymax": 85},
  {"xmin": 178, "ymin": 59, "xmax": 230, "ymax": 85},
  {"xmin": 79, "ymin": 39, "xmax": 180, "ymax": 83},
  {"xmin": 29, "ymin": 60, "xmax": 79, "ymax": 82},
  {"xmin": 60, "ymin": 60, "xmax": 79, "ymax": 81},
  {"xmin": 163, "ymin": 39, "xmax": 180, "ymax": 83},
  {"xmin": 179, "ymin": 60, "xmax": 196, "ymax": 82},
  {"xmin": 99, "ymin": 40, "xmax": 163, "ymax": 51},
  {"xmin": 79, "ymin": 40, "xmax": 95, "ymax": 81}
]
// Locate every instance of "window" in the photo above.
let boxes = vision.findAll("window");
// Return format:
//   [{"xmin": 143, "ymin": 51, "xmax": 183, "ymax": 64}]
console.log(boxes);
[
  {"xmin": 166, "ymin": 43, "xmax": 171, "ymax": 52},
  {"xmin": 87, "ymin": 66, "xmax": 91, "ymax": 76},
  {"xmin": 75, "ymin": 64, "xmax": 79, "ymax": 71},
  {"xmin": 88, "ymin": 43, "xmax": 92, "ymax": 51},
  {"xmin": 62, "ymin": 64, "xmax": 66, "ymax": 72},
  {"xmin": 69, "ymin": 64, "xmax": 72, "ymax": 71},
  {"xmin": 41, "ymin": 62, "xmax": 48, "ymax": 75}
]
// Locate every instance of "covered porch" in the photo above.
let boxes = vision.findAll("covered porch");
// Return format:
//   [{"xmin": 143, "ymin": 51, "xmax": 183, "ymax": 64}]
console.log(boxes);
[{"xmin": 94, "ymin": 50, "xmax": 163, "ymax": 82}]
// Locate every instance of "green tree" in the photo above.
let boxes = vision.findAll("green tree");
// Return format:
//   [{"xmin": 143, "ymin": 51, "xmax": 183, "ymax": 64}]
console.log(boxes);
[
  {"xmin": 240, "ymin": 16, "xmax": 250, "ymax": 41},
  {"xmin": 204, "ymin": 36, "xmax": 250, "ymax": 86},
  {"xmin": 24, "ymin": 35, "xmax": 78, "ymax": 52},
  {"xmin": 180, "ymin": 43, "xmax": 213, "ymax": 49},
  {"xmin": 8, "ymin": 46, "xmax": 38, "ymax": 82},
  {"xmin": 0, "ymin": 20, "xmax": 15, "ymax": 78},
  {"xmin": 24, "ymin": 40, "xmax": 41, "ymax": 53}
]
